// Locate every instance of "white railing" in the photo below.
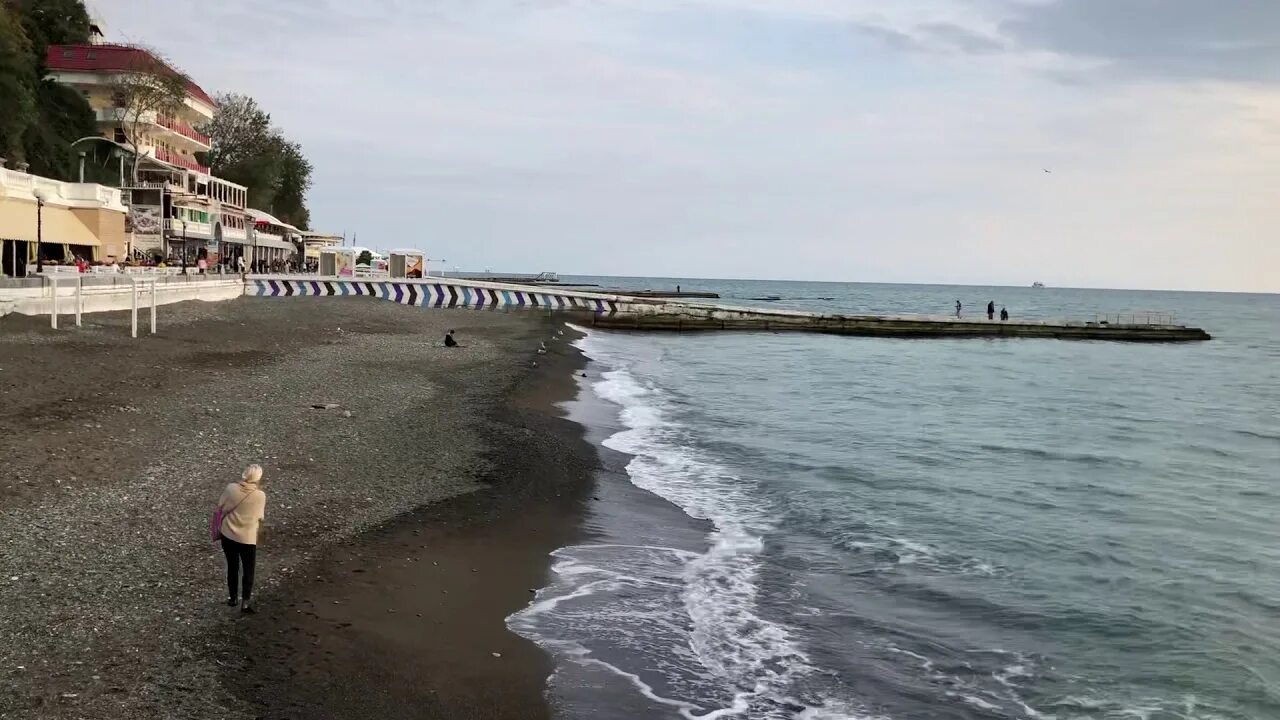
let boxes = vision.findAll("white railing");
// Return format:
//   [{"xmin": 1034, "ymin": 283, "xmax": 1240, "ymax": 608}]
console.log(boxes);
[
  {"xmin": 0, "ymin": 166, "xmax": 126, "ymax": 212},
  {"xmin": 165, "ymin": 219, "xmax": 213, "ymax": 237},
  {"xmin": 45, "ymin": 274, "xmax": 83, "ymax": 329}
]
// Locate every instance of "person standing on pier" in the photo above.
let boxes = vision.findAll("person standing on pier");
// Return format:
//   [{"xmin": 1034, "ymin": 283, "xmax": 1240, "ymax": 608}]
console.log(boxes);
[
  {"xmin": 955, "ymin": 300, "xmax": 962, "ymax": 318},
  {"xmin": 987, "ymin": 301, "xmax": 996, "ymax": 320}
]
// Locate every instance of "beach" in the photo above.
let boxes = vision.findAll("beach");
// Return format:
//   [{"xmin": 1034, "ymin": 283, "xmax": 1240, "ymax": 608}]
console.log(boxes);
[{"xmin": 0, "ymin": 297, "xmax": 595, "ymax": 719}]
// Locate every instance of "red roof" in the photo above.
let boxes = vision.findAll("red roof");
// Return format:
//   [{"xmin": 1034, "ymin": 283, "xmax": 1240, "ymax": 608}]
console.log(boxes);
[{"xmin": 46, "ymin": 44, "xmax": 216, "ymax": 108}]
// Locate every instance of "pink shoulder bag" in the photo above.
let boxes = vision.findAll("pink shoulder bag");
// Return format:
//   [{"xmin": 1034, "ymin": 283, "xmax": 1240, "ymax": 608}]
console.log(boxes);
[{"xmin": 210, "ymin": 490, "xmax": 253, "ymax": 544}]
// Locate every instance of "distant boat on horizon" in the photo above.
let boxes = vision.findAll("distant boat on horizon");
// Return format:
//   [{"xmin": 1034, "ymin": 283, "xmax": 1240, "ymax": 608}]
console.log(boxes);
[{"xmin": 1032, "ymin": 282, "xmax": 1046, "ymax": 288}]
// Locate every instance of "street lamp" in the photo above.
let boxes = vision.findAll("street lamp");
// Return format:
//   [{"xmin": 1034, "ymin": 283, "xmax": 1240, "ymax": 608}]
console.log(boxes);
[
  {"xmin": 180, "ymin": 219, "xmax": 188, "ymax": 273},
  {"xmin": 32, "ymin": 187, "xmax": 48, "ymax": 274}
]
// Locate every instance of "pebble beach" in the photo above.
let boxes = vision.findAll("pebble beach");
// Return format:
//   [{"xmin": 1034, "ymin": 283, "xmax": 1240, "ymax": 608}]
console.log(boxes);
[{"xmin": 0, "ymin": 297, "xmax": 596, "ymax": 719}]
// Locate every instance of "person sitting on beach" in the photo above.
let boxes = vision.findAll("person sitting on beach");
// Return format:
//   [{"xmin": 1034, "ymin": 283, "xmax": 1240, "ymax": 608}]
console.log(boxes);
[
  {"xmin": 444, "ymin": 330, "xmax": 458, "ymax": 348},
  {"xmin": 216, "ymin": 465, "xmax": 267, "ymax": 614},
  {"xmin": 1000, "ymin": 307, "xmax": 1009, "ymax": 321}
]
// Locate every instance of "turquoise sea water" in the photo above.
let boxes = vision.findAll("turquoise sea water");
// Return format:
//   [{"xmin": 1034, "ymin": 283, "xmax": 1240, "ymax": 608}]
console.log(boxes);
[{"xmin": 511, "ymin": 280, "xmax": 1280, "ymax": 720}]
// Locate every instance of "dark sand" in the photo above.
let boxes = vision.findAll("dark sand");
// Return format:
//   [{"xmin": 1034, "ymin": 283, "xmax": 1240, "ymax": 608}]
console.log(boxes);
[
  {"xmin": 0, "ymin": 297, "xmax": 596, "ymax": 719},
  {"xmin": 222, "ymin": 330, "xmax": 595, "ymax": 720}
]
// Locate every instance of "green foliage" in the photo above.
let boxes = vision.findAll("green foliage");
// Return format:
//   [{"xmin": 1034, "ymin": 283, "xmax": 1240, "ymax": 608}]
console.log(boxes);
[
  {"xmin": 273, "ymin": 139, "xmax": 312, "ymax": 230},
  {"xmin": 0, "ymin": 4, "xmax": 35, "ymax": 161},
  {"xmin": 24, "ymin": 79, "xmax": 95, "ymax": 177},
  {"xmin": 9, "ymin": 0, "xmax": 89, "ymax": 67},
  {"xmin": 356, "ymin": 250, "xmax": 372, "ymax": 266},
  {"xmin": 200, "ymin": 92, "xmax": 312, "ymax": 227},
  {"xmin": 0, "ymin": 0, "xmax": 94, "ymax": 178}
]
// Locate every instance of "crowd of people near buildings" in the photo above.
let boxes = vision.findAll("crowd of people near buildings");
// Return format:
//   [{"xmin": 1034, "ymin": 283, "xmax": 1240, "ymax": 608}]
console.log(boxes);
[{"xmin": 37, "ymin": 251, "xmax": 311, "ymax": 275}]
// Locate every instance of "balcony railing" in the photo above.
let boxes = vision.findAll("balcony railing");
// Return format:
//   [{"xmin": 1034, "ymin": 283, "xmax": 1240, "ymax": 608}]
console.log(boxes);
[
  {"xmin": 154, "ymin": 147, "xmax": 209, "ymax": 175},
  {"xmin": 95, "ymin": 109, "xmax": 211, "ymax": 149},
  {"xmin": 0, "ymin": 166, "xmax": 126, "ymax": 212},
  {"xmin": 164, "ymin": 218, "xmax": 213, "ymax": 237},
  {"xmin": 155, "ymin": 115, "xmax": 211, "ymax": 147}
]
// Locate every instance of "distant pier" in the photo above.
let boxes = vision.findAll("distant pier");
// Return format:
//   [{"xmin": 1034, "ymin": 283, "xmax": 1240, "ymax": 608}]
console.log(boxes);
[
  {"xmin": 589, "ymin": 304, "xmax": 1211, "ymax": 342},
  {"xmin": 606, "ymin": 289, "xmax": 721, "ymax": 299},
  {"xmin": 240, "ymin": 276, "xmax": 1211, "ymax": 343}
]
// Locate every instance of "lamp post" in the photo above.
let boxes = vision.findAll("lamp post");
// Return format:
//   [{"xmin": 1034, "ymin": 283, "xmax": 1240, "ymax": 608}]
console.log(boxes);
[
  {"xmin": 32, "ymin": 187, "xmax": 48, "ymax": 275},
  {"xmin": 180, "ymin": 219, "xmax": 188, "ymax": 273}
]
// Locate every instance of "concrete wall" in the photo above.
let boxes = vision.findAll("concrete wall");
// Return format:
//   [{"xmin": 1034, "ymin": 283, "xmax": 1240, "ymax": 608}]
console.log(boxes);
[
  {"xmin": 70, "ymin": 207, "xmax": 127, "ymax": 260},
  {"xmin": 244, "ymin": 276, "xmax": 640, "ymax": 315}
]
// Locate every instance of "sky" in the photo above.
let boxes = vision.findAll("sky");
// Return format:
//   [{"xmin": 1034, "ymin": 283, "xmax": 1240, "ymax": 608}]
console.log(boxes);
[{"xmin": 92, "ymin": 0, "xmax": 1279, "ymax": 292}]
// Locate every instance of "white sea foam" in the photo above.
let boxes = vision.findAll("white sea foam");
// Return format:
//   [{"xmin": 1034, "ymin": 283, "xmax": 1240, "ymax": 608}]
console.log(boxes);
[{"xmin": 511, "ymin": 330, "xmax": 877, "ymax": 719}]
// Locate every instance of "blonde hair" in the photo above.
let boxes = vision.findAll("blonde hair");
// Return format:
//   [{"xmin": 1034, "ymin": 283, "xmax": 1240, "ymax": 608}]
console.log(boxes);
[{"xmin": 242, "ymin": 464, "xmax": 263, "ymax": 484}]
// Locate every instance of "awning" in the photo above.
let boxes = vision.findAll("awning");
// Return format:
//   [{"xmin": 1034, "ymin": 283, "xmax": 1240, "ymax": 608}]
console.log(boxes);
[
  {"xmin": 246, "ymin": 208, "xmax": 299, "ymax": 233},
  {"xmin": 0, "ymin": 198, "xmax": 100, "ymax": 246}
]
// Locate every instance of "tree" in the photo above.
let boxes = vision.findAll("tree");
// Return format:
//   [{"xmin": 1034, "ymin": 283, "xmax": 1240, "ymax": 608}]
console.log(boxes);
[
  {"xmin": 199, "ymin": 92, "xmax": 313, "ymax": 225},
  {"xmin": 24, "ymin": 79, "xmax": 95, "ymax": 178},
  {"xmin": 0, "ymin": 0, "xmax": 96, "ymax": 179},
  {"xmin": 356, "ymin": 250, "xmax": 372, "ymax": 266},
  {"xmin": 0, "ymin": 4, "xmax": 35, "ymax": 162},
  {"xmin": 273, "ymin": 139, "xmax": 312, "ymax": 230},
  {"xmin": 200, "ymin": 93, "xmax": 273, "ymax": 171},
  {"xmin": 105, "ymin": 49, "xmax": 187, "ymax": 184},
  {"xmin": 0, "ymin": 4, "xmax": 33, "ymax": 161},
  {"xmin": 7, "ymin": 0, "xmax": 90, "ymax": 66}
]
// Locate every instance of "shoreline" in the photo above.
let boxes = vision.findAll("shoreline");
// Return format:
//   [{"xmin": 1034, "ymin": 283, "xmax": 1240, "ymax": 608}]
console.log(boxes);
[
  {"xmin": 219, "ymin": 323, "xmax": 597, "ymax": 719},
  {"xmin": 0, "ymin": 297, "xmax": 597, "ymax": 719}
]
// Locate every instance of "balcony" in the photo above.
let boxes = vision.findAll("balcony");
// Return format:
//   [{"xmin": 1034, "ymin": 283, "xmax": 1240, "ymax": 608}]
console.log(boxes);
[
  {"xmin": 164, "ymin": 218, "xmax": 213, "ymax": 238},
  {"xmin": 155, "ymin": 114, "xmax": 210, "ymax": 147},
  {"xmin": 0, "ymin": 166, "xmax": 127, "ymax": 213},
  {"xmin": 95, "ymin": 109, "xmax": 211, "ymax": 150},
  {"xmin": 154, "ymin": 147, "xmax": 209, "ymax": 175}
]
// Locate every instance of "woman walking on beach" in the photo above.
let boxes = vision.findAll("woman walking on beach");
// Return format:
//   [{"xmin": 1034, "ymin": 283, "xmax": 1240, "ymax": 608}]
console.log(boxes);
[{"xmin": 216, "ymin": 465, "xmax": 267, "ymax": 613}]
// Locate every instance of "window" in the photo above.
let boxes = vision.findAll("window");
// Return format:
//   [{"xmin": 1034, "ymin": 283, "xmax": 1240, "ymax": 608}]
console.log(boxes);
[
  {"xmin": 87, "ymin": 51, "xmax": 97, "ymax": 60},
  {"xmin": 62, "ymin": 50, "xmax": 74, "ymax": 59}
]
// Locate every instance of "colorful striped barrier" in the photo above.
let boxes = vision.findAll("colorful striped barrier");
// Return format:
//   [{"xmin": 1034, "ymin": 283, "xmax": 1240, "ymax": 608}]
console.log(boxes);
[{"xmin": 246, "ymin": 278, "xmax": 619, "ymax": 315}]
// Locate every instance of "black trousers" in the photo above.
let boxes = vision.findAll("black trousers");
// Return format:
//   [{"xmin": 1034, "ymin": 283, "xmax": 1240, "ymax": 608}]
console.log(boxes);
[{"xmin": 220, "ymin": 534, "xmax": 257, "ymax": 602}]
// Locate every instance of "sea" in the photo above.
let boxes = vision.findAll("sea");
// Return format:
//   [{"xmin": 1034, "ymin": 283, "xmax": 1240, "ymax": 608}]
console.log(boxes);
[{"xmin": 508, "ymin": 278, "xmax": 1280, "ymax": 720}]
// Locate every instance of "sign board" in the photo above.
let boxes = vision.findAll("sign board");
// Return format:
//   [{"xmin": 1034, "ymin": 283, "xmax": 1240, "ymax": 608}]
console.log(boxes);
[
  {"xmin": 334, "ymin": 250, "xmax": 354, "ymax": 277},
  {"xmin": 127, "ymin": 205, "xmax": 163, "ymax": 254}
]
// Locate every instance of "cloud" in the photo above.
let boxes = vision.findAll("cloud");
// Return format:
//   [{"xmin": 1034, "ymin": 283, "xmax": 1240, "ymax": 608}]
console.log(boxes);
[
  {"xmin": 999, "ymin": 0, "xmax": 1280, "ymax": 84},
  {"xmin": 88, "ymin": 0, "xmax": 1280, "ymax": 292}
]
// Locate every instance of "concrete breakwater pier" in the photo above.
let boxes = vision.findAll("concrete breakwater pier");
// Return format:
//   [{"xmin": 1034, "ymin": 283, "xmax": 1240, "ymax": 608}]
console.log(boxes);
[
  {"xmin": 245, "ymin": 276, "xmax": 1210, "ymax": 342},
  {"xmin": 0, "ymin": 274, "xmax": 1211, "ymax": 342},
  {"xmin": 590, "ymin": 303, "xmax": 1211, "ymax": 341}
]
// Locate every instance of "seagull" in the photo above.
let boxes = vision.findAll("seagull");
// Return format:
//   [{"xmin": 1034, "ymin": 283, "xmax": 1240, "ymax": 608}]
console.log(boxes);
[{"xmin": 1043, "ymin": 168, "xmax": 1052, "ymax": 174}]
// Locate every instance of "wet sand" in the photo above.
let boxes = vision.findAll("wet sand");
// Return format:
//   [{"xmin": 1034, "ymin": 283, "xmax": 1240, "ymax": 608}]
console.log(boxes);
[{"xmin": 0, "ymin": 297, "xmax": 595, "ymax": 719}]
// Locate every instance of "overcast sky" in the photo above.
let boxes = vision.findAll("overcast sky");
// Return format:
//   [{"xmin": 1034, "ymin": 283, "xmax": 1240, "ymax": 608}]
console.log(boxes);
[{"xmin": 93, "ymin": 0, "xmax": 1278, "ymax": 292}]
